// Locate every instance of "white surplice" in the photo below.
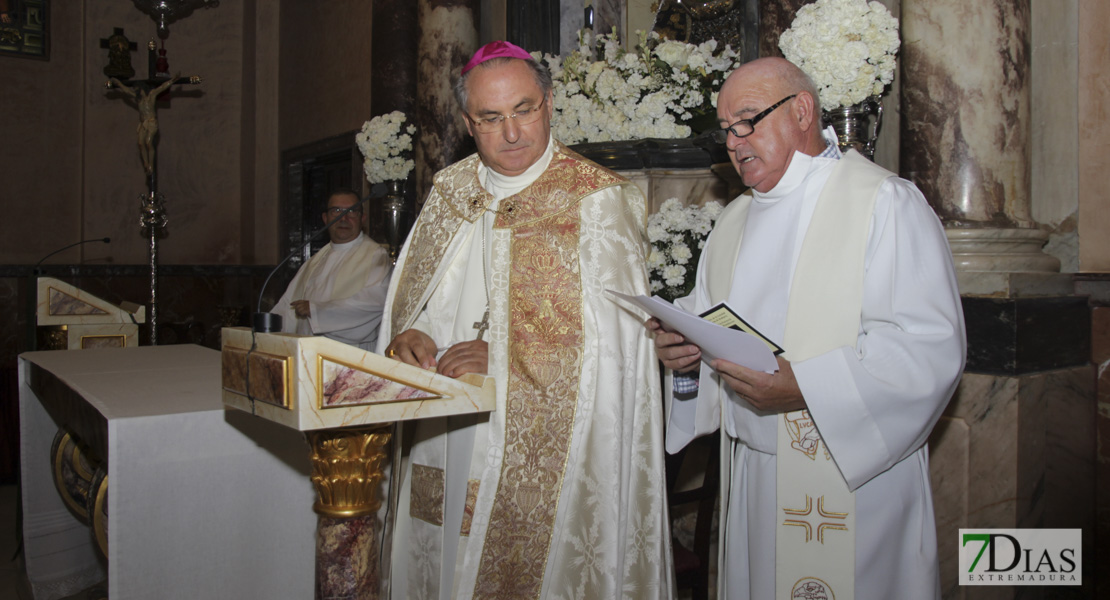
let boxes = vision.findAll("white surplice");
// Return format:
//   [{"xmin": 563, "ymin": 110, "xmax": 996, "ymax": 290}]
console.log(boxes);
[
  {"xmin": 666, "ymin": 144, "xmax": 965, "ymax": 599},
  {"xmin": 381, "ymin": 139, "xmax": 673, "ymax": 600},
  {"xmin": 272, "ymin": 232, "xmax": 392, "ymax": 351}
]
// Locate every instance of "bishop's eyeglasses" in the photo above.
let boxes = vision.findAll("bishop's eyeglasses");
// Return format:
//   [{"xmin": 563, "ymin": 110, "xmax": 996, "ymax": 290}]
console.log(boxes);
[
  {"xmin": 467, "ymin": 97, "xmax": 547, "ymax": 134},
  {"xmin": 712, "ymin": 94, "xmax": 798, "ymax": 143}
]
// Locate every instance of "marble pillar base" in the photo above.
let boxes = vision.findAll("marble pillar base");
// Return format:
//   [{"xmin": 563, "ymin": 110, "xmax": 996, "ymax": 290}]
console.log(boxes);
[
  {"xmin": 956, "ymin": 271, "xmax": 1075, "ymax": 299},
  {"xmin": 570, "ymin": 136, "xmax": 740, "ymax": 214},
  {"xmin": 962, "ymin": 294, "xmax": 1090, "ymax": 374},
  {"xmin": 929, "ymin": 367, "xmax": 1096, "ymax": 600},
  {"xmin": 947, "ymin": 227, "xmax": 1061, "ymax": 283}
]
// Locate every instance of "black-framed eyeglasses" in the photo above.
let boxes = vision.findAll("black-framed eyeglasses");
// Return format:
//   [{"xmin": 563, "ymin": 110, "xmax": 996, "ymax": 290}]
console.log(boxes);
[
  {"xmin": 467, "ymin": 96, "xmax": 547, "ymax": 134},
  {"xmin": 325, "ymin": 206, "xmax": 363, "ymax": 217},
  {"xmin": 712, "ymin": 94, "xmax": 797, "ymax": 143}
]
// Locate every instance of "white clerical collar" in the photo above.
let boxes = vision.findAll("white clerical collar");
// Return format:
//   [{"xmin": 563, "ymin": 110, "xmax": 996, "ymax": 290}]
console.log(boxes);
[
  {"xmin": 330, "ymin": 232, "xmax": 365, "ymax": 250},
  {"xmin": 753, "ymin": 151, "xmax": 815, "ymax": 201},
  {"xmin": 478, "ymin": 136, "xmax": 555, "ymax": 199},
  {"xmin": 753, "ymin": 127, "xmax": 841, "ymax": 201}
]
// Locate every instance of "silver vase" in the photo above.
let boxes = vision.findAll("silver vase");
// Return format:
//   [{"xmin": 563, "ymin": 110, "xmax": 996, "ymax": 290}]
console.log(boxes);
[
  {"xmin": 823, "ymin": 96, "xmax": 883, "ymax": 160},
  {"xmin": 381, "ymin": 180, "xmax": 407, "ymax": 264}
]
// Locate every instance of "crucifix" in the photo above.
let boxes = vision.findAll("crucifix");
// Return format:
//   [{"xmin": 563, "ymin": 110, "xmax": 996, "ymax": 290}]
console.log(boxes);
[
  {"xmin": 101, "ymin": 29, "xmax": 202, "ymax": 345},
  {"xmin": 473, "ymin": 307, "xmax": 490, "ymax": 341}
]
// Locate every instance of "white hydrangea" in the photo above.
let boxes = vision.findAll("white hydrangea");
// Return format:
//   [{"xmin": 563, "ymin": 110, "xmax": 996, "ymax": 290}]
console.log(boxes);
[
  {"xmin": 645, "ymin": 198, "xmax": 724, "ymax": 301},
  {"xmin": 355, "ymin": 111, "xmax": 417, "ymax": 184},
  {"xmin": 547, "ymin": 29, "xmax": 741, "ymax": 144},
  {"xmin": 778, "ymin": 0, "xmax": 900, "ymax": 109}
]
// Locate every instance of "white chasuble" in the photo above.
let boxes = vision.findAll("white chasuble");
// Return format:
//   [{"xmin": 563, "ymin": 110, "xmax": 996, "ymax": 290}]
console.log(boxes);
[
  {"xmin": 381, "ymin": 141, "xmax": 674, "ymax": 600},
  {"xmin": 665, "ymin": 148, "xmax": 965, "ymax": 600}
]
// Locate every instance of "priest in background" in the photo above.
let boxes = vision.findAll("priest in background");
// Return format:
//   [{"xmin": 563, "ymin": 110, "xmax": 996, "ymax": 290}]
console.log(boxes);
[
  {"xmin": 271, "ymin": 188, "xmax": 392, "ymax": 351},
  {"xmin": 652, "ymin": 57, "xmax": 965, "ymax": 599},
  {"xmin": 379, "ymin": 41, "xmax": 673, "ymax": 600}
]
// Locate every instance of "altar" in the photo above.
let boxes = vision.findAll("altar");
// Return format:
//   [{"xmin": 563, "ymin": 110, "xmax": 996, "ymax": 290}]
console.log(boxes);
[{"xmin": 19, "ymin": 345, "xmax": 316, "ymax": 600}]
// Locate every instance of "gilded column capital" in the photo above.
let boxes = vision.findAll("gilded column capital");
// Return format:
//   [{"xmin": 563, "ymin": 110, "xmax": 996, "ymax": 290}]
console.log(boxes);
[{"xmin": 306, "ymin": 425, "xmax": 392, "ymax": 518}]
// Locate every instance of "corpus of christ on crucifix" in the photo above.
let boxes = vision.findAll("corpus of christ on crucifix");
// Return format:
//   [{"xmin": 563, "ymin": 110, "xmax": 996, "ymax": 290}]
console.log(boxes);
[{"xmin": 102, "ymin": 30, "xmax": 202, "ymax": 184}]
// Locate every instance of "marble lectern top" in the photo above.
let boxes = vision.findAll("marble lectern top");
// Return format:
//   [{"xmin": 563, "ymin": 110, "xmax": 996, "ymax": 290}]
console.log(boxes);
[
  {"xmin": 36, "ymin": 277, "xmax": 146, "ymax": 325},
  {"xmin": 221, "ymin": 327, "xmax": 497, "ymax": 431}
]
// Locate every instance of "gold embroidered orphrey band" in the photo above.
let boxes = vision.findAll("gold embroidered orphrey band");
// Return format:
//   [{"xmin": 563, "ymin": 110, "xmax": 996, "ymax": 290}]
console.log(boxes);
[
  {"xmin": 393, "ymin": 144, "xmax": 628, "ymax": 598},
  {"xmin": 777, "ymin": 410, "xmax": 855, "ymax": 599}
]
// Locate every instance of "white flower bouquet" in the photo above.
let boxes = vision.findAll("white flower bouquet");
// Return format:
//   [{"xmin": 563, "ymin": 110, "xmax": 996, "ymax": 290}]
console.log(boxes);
[
  {"xmin": 536, "ymin": 30, "xmax": 741, "ymax": 145},
  {"xmin": 355, "ymin": 111, "xmax": 416, "ymax": 184},
  {"xmin": 647, "ymin": 198, "xmax": 724, "ymax": 302},
  {"xmin": 778, "ymin": 0, "xmax": 900, "ymax": 110}
]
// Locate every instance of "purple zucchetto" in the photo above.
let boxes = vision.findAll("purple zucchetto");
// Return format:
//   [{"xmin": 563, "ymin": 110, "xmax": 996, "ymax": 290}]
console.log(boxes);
[{"xmin": 461, "ymin": 41, "xmax": 534, "ymax": 75}]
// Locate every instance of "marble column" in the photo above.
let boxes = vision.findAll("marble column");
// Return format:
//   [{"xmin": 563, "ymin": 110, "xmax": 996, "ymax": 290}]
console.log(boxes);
[
  {"xmin": 371, "ymin": 0, "xmax": 418, "ymax": 119},
  {"xmin": 372, "ymin": 0, "xmax": 419, "ymax": 255},
  {"xmin": 558, "ymin": 0, "xmax": 585, "ymax": 55},
  {"xmin": 308, "ymin": 425, "xmax": 393, "ymax": 600},
  {"xmin": 900, "ymin": 4, "xmax": 1096, "ymax": 598},
  {"xmin": 756, "ymin": 0, "xmax": 809, "ymax": 58},
  {"xmin": 415, "ymin": 0, "xmax": 480, "ymax": 207},
  {"xmin": 592, "ymin": 0, "xmax": 622, "ymax": 39},
  {"xmin": 901, "ymin": 0, "xmax": 1060, "ymax": 292}
]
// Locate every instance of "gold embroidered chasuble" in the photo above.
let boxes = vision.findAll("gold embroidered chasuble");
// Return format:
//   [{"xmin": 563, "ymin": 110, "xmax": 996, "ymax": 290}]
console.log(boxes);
[{"xmin": 383, "ymin": 143, "xmax": 673, "ymax": 599}]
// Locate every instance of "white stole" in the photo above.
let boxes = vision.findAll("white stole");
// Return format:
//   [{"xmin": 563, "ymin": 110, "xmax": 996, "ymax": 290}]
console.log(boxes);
[{"xmin": 705, "ymin": 150, "xmax": 892, "ymax": 599}]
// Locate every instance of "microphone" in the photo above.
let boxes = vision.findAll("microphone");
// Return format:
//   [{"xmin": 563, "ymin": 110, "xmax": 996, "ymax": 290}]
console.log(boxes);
[
  {"xmin": 253, "ymin": 196, "xmax": 371, "ymax": 333},
  {"xmin": 34, "ymin": 237, "xmax": 112, "ymax": 273}
]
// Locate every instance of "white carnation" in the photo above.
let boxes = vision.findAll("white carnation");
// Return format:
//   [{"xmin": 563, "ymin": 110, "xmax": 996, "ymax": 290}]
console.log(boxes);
[
  {"xmin": 547, "ymin": 28, "xmax": 741, "ymax": 144},
  {"xmin": 356, "ymin": 111, "xmax": 416, "ymax": 184},
  {"xmin": 663, "ymin": 265, "xmax": 686, "ymax": 287},
  {"xmin": 778, "ymin": 0, "xmax": 899, "ymax": 109}
]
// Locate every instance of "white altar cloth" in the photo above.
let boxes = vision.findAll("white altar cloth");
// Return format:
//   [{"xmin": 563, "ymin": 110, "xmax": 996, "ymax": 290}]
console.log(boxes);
[{"xmin": 19, "ymin": 345, "xmax": 317, "ymax": 600}]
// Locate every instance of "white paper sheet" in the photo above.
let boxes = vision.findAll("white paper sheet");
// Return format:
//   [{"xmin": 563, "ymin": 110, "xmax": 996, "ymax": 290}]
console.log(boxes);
[{"xmin": 608, "ymin": 290, "xmax": 779, "ymax": 373}]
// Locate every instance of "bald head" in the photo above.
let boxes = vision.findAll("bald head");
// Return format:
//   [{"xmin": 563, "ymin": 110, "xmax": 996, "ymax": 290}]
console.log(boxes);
[{"xmin": 716, "ymin": 57, "xmax": 827, "ymax": 192}]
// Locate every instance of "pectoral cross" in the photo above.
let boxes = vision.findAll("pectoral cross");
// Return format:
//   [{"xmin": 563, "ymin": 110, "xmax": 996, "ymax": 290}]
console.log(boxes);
[{"xmin": 473, "ymin": 307, "xmax": 490, "ymax": 341}]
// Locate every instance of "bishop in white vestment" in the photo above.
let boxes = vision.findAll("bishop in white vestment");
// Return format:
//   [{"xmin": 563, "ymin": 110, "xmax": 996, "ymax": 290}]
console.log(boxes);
[
  {"xmin": 380, "ymin": 43, "xmax": 673, "ymax": 600},
  {"xmin": 272, "ymin": 189, "xmax": 392, "ymax": 351},
  {"xmin": 655, "ymin": 58, "xmax": 965, "ymax": 600}
]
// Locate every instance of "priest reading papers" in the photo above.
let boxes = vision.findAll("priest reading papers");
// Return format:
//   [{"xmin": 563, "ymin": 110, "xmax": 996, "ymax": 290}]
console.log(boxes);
[{"xmin": 650, "ymin": 58, "xmax": 965, "ymax": 600}]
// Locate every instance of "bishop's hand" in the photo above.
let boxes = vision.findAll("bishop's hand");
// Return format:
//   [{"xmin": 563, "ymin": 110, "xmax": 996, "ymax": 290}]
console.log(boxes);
[
  {"xmin": 385, "ymin": 329, "xmax": 439, "ymax": 370},
  {"xmin": 436, "ymin": 340, "xmax": 488, "ymax": 379}
]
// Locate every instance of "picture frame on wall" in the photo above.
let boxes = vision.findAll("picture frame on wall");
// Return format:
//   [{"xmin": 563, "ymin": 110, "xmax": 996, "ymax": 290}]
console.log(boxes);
[{"xmin": 0, "ymin": 0, "xmax": 49, "ymax": 60}]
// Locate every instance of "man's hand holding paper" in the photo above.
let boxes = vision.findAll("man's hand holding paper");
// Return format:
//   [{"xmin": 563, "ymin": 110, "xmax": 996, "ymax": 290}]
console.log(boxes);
[
  {"xmin": 609, "ymin": 290, "xmax": 779, "ymax": 373},
  {"xmin": 712, "ymin": 354, "xmax": 805, "ymax": 413},
  {"xmin": 615, "ymin": 289, "xmax": 807, "ymax": 413}
]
